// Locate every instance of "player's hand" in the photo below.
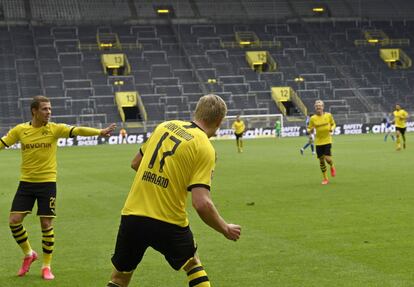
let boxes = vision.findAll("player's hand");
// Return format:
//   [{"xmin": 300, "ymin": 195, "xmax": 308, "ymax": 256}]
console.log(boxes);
[
  {"xmin": 224, "ymin": 223, "xmax": 241, "ymax": 241},
  {"xmin": 100, "ymin": 123, "xmax": 116, "ymax": 136}
]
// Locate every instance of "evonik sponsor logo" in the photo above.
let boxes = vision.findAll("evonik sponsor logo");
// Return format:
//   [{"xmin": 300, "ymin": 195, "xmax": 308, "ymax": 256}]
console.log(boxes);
[{"xmin": 21, "ymin": 142, "xmax": 52, "ymax": 151}]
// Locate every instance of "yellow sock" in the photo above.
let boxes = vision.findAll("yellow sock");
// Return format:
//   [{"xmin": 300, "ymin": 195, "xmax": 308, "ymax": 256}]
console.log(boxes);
[
  {"xmin": 42, "ymin": 227, "xmax": 55, "ymax": 267},
  {"xmin": 187, "ymin": 264, "xmax": 210, "ymax": 287},
  {"xmin": 320, "ymin": 162, "xmax": 328, "ymax": 179},
  {"xmin": 10, "ymin": 223, "xmax": 32, "ymax": 255}
]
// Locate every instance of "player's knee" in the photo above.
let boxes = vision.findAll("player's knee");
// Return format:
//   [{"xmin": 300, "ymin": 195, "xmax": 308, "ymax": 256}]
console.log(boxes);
[
  {"xmin": 40, "ymin": 217, "xmax": 53, "ymax": 230},
  {"xmin": 9, "ymin": 213, "xmax": 25, "ymax": 224},
  {"xmin": 183, "ymin": 256, "xmax": 201, "ymax": 272}
]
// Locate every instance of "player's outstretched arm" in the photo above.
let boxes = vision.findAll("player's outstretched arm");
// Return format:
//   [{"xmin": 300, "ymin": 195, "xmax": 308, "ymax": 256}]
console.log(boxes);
[
  {"xmin": 100, "ymin": 123, "xmax": 116, "ymax": 137},
  {"xmin": 71, "ymin": 123, "xmax": 116, "ymax": 137},
  {"xmin": 191, "ymin": 187, "xmax": 241, "ymax": 241}
]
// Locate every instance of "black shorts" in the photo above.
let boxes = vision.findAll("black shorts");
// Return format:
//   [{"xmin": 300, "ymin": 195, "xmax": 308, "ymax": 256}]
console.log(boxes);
[
  {"xmin": 111, "ymin": 215, "xmax": 197, "ymax": 272},
  {"xmin": 235, "ymin": 132, "xmax": 243, "ymax": 140},
  {"xmin": 316, "ymin": 144, "xmax": 332, "ymax": 158},
  {"xmin": 11, "ymin": 181, "xmax": 57, "ymax": 217},
  {"xmin": 396, "ymin": 127, "xmax": 406, "ymax": 135}
]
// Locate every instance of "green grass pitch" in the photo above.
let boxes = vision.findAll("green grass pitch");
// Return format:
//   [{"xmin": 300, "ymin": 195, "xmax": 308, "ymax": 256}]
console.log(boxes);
[{"xmin": 0, "ymin": 133, "xmax": 413, "ymax": 287}]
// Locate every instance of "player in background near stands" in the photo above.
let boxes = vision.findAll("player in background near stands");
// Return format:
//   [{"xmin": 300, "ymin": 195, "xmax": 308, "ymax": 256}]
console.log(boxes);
[
  {"xmin": 392, "ymin": 104, "xmax": 409, "ymax": 150},
  {"xmin": 232, "ymin": 115, "xmax": 245, "ymax": 153},
  {"xmin": 106, "ymin": 94, "xmax": 241, "ymax": 287},
  {"xmin": 382, "ymin": 115, "xmax": 395, "ymax": 142},
  {"xmin": 119, "ymin": 128, "xmax": 127, "ymax": 144},
  {"xmin": 274, "ymin": 119, "xmax": 282, "ymax": 138},
  {"xmin": 300, "ymin": 114, "xmax": 315, "ymax": 155},
  {"xmin": 307, "ymin": 100, "xmax": 336, "ymax": 185},
  {"xmin": 0, "ymin": 96, "xmax": 116, "ymax": 280}
]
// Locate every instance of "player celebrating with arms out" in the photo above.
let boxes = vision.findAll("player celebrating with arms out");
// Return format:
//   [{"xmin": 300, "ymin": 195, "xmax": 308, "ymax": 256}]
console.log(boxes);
[
  {"xmin": 106, "ymin": 94, "xmax": 241, "ymax": 287},
  {"xmin": 232, "ymin": 115, "xmax": 245, "ymax": 153},
  {"xmin": 307, "ymin": 100, "xmax": 336, "ymax": 185},
  {"xmin": 392, "ymin": 104, "xmax": 409, "ymax": 150},
  {"xmin": 0, "ymin": 96, "xmax": 116, "ymax": 280}
]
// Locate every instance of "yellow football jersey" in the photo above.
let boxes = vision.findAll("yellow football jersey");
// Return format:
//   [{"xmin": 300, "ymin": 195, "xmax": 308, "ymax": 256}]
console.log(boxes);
[
  {"xmin": 393, "ymin": 109, "xmax": 408, "ymax": 128},
  {"xmin": 122, "ymin": 120, "xmax": 216, "ymax": 227},
  {"xmin": 0, "ymin": 122, "xmax": 74, "ymax": 182},
  {"xmin": 0, "ymin": 122, "xmax": 102, "ymax": 182},
  {"xmin": 232, "ymin": 120, "xmax": 245, "ymax": 134},
  {"xmin": 308, "ymin": 113, "xmax": 336, "ymax": 146}
]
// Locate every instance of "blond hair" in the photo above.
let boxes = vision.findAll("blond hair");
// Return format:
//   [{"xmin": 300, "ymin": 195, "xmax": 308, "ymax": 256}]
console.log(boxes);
[
  {"xmin": 314, "ymin": 100, "xmax": 324, "ymax": 106},
  {"xmin": 194, "ymin": 94, "xmax": 227, "ymax": 125},
  {"xmin": 31, "ymin": 95, "xmax": 50, "ymax": 115}
]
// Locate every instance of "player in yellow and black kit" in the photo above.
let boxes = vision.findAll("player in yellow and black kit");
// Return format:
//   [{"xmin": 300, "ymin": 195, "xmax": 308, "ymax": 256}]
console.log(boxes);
[
  {"xmin": 0, "ymin": 96, "xmax": 115, "ymax": 280},
  {"xmin": 232, "ymin": 115, "xmax": 245, "ymax": 153},
  {"xmin": 307, "ymin": 100, "xmax": 336, "ymax": 185},
  {"xmin": 106, "ymin": 94, "xmax": 241, "ymax": 287},
  {"xmin": 392, "ymin": 104, "xmax": 409, "ymax": 150}
]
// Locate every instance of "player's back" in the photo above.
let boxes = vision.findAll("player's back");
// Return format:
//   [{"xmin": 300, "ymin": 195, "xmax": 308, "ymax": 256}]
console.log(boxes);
[{"xmin": 122, "ymin": 120, "xmax": 215, "ymax": 227}]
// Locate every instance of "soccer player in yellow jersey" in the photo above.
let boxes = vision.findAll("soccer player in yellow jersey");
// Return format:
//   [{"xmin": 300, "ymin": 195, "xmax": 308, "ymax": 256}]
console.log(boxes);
[
  {"xmin": 0, "ymin": 96, "xmax": 115, "ymax": 280},
  {"xmin": 106, "ymin": 94, "xmax": 241, "ymax": 287},
  {"xmin": 392, "ymin": 104, "xmax": 409, "ymax": 150},
  {"xmin": 232, "ymin": 115, "xmax": 245, "ymax": 153},
  {"xmin": 307, "ymin": 100, "xmax": 336, "ymax": 185}
]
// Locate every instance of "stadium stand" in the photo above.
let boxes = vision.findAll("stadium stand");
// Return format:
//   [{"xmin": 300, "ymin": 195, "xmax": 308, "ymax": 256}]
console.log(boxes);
[{"xmin": 1, "ymin": 0, "xmax": 414, "ymax": 134}]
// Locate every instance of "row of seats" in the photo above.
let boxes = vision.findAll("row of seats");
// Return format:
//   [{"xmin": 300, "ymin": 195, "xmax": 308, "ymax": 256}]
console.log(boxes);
[{"xmin": 1, "ymin": 21, "xmax": 413, "ymax": 131}]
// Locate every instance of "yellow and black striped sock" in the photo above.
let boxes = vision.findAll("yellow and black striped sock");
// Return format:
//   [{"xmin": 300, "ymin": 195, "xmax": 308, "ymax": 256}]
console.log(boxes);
[
  {"xmin": 320, "ymin": 162, "xmax": 328, "ymax": 179},
  {"xmin": 187, "ymin": 264, "xmax": 210, "ymax": 287},
  {"xmin": 327, "ymin": 159, "xmax": 334, "ymax": 167},
  {"xmin": 10, "ymin": 223, "xmax": 32, "ymax": 255},
  {"xmin": 42, "ymin": 227, "xmax": 55, "ymax": 267}
]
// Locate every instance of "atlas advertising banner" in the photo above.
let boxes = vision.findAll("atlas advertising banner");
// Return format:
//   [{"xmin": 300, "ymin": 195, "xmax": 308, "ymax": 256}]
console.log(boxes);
[{"xmin": 5, "ymin": 121, "xmax": 413, "ymax": 149}]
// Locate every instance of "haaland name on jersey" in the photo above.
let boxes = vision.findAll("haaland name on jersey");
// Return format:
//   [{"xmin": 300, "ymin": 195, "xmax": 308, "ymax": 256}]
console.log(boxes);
[
  {"xmin": 142, "ymin": 170, "xmax": 169, "ymax": 188},
  {"xmin": 163, "ymin": 122, "xmax": 194, "ymax": 141}
]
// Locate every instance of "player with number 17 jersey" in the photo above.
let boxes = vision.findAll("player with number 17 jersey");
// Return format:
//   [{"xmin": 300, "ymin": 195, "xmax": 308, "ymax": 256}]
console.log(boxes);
[{"xmin": 122, "ymin": 120, "xmax": 215, "ymax": 227}]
